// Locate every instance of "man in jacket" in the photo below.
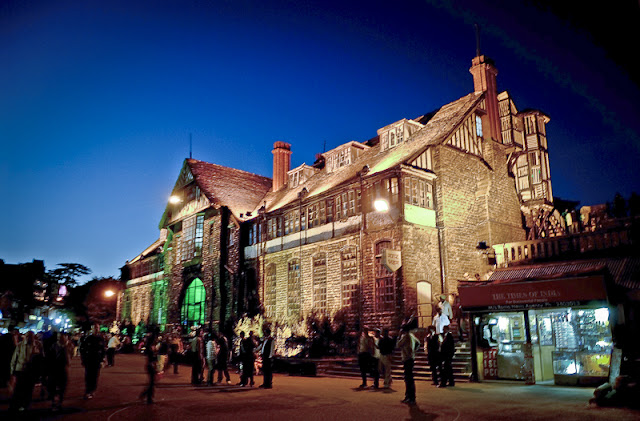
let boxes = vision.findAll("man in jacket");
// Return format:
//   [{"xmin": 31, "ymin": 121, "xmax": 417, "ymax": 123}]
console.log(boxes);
[
  {"xmin": 377, "ymin": 328, "xmax": 395, "ymax": 389},
  {"xmin": 259, "ymin": 327, "xmax": 275, "ymax": 389},
  {"xmin": 397, "ymin": 322, "xmax": 420, "ymax": 405},
  {"xmin": 425, "ymin": 325, "xmax": 441, "ymax": 386},
  {"xmin": 439, "ymin": 325, "xmax": 456, "ymax": 387},
  {"xmin": 79, "ymin": 324, "xmax": 105, "ymax": 399}
]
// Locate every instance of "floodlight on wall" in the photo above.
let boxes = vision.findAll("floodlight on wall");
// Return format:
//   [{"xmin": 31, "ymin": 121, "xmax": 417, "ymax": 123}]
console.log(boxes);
[
  {"xmin": 374, "ymin": 198, "xmax": 389, "ymax": 213},
  {"xmin": 169, "ymin": 195, "xmax": 182, "ymax": 204}
]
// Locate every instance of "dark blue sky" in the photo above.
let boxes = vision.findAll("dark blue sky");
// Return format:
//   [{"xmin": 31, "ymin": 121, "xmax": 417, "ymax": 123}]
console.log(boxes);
[{"xmin": 1, "ymin": 0, "xmax": 639, "ymax": 281}]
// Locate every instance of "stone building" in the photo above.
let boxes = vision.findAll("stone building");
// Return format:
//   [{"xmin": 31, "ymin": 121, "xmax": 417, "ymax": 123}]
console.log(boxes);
[{"xmin": 120, "ymin": 53, "xmax": 558, "ymax": 333}]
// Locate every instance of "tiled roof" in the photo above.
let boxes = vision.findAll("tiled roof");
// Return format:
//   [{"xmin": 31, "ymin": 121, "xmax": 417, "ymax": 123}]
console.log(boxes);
[
  {"xmin": 255, "ymin": 92, "xmax": 483, "ymax": 213},
  {"xmin": 187, "ymin": 159, "xmax": 273, "ymax": 220},
  {"xmin": 486, "ymin": 256, "xmax": 640, "ymax": 289}
]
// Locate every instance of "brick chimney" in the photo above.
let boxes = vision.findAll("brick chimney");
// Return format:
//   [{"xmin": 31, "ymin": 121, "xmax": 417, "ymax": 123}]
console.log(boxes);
[
  {"xmin": 470, "ymin": 55, "xmax": 502, "ymax": 143},
  {"xmin": 272, "ymin": 141, "xmax": 291, "ymax": 192}
]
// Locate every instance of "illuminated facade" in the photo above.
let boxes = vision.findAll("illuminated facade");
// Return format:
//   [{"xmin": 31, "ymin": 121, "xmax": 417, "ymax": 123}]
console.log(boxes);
[{"xmin": 121, "ymin": 54, "xmax": 559, "ymax": 333}]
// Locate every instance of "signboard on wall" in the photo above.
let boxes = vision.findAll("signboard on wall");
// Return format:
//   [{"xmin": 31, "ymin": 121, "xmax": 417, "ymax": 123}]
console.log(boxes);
[
  {"xmin": 459, "ymin": 275, "xmax": 607, "ymax": 312},
  {"xmin": 382, "ymin": 249, "xmax": 402, "ymax": 272}
]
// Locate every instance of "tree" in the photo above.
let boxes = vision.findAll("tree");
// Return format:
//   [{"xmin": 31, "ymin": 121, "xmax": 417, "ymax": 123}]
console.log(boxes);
[{"xmin": 47, "ymin": 263, "xmax": 91, "ymax": 288}]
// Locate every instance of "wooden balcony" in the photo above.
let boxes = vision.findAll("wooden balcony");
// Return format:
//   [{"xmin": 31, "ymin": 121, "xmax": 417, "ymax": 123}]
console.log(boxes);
[{"xmin": 493, "ymin": 223, "xmax": 636, "ymax": 268}]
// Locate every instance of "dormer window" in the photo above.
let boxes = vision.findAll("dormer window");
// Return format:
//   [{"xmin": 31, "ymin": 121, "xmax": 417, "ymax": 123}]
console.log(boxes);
[
  {"xmin": 288, "ymin": 164, "xmax": 318, "ymax": 188},
  {"xmin": 378, "ymin": 119, "xmax": 423, "ymax": 152},
  {"xmin": 323, "ymin": 142, "xmax": 369, "ymax": 173}
]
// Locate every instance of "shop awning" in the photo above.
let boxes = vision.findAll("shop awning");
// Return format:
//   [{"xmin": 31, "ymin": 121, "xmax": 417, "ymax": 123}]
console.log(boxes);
[{"xmin": 459, "ymin": 275, "xmax": 608, "ymax": 312}]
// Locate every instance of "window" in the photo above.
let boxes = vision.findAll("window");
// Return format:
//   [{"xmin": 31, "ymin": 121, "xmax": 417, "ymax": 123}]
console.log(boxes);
[
  {"xmin": 181, "ymin": 214, "xmax": 204, "ymax": 261},
  {"xmin": 335, "ymin": 194, "xmax": 343, "ymax": 220},
  {"xmin": 181, "ymin": 278, "xmax": 206, "ymax": 328},
  {"xmin": 226, "ymin": 225, "xmax": 235, "ymax": 247},
  {"xmin": 284, "ymin": 210, "xmax": 300, "ymax": 235},
  {"xmin": 375, "ymin": 241, "xmax": 394, "ymax": 312},
  {"xmin": 287, "ymin": 259, "xmax": 301, "ymax": 318},
  {"xmin": 313, "ymin": 254, "xmax": 327, "ymax": 313},
  {"xmin": 529, "ymin": 151, "xmax": 540, "ymax": 166},
  {"xmin": 476, "ymin": 115, "xmax": 483, "ymax": 137},
  {"xmin": 341, "ymin": 247, "xmax": 358, "ymax": 309},
  {"xmin": 531, "ymin": 167, "xmax": 542, "ymax": 184},
  {"xmin": 404, "ymin": 177, "xmax": 433, "ymax": 209},
  {"xmin": 308, "ymin": 203, "xmax": 318, "ymax": 229},
  {"xmin": 268, "ymin": 217, "xmax": 282, "ymax": 239},
  {"xmin": 265, "ymin": 264, "xmax": 277, "ymax": 318},
  {"xmin": 446, "ymin": 114, "xmax": 483, "ymax": 156}
]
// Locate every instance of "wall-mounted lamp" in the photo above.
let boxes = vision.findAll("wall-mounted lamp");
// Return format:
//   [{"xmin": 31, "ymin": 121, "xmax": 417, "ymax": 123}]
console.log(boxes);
[
  {"xmin": 169, "ymin": 195, "xmax": 182, "ymax": 204},
  {"xmin": 373, "ymin": 198, "xmax": 389, "ymax": 213}
]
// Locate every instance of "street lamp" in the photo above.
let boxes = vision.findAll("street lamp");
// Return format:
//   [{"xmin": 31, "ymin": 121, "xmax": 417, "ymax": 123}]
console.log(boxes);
[{"xmin": 104, "ymin": 290, "xmax": 115, "ymax": 298}]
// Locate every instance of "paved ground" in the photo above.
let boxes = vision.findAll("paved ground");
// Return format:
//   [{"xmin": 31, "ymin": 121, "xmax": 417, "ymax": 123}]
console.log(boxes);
[{"xmin": 1, "ymin": 354, "xmax": 638, "ymax": 421}]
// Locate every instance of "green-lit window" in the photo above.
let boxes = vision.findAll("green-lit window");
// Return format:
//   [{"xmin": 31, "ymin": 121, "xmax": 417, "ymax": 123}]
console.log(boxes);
[{"xmin": 181, "ymin": 278, "xmax": 206, "ymax": 328}]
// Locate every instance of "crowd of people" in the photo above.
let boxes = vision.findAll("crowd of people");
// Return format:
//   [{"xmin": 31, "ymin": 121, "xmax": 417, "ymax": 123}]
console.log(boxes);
[{"xmin": 356, "ymin": 295, "xmax": 459, "ymax": 405}]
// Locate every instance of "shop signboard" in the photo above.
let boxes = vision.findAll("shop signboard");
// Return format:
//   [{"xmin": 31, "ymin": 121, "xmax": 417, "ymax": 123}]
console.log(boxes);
[
  {"xmin": 382, "ymin": 249, "xmax": 402, "ymax": 272},
  {"xmin": 459, "ymin": 275, "xmax": 607, "ymax": 312}
]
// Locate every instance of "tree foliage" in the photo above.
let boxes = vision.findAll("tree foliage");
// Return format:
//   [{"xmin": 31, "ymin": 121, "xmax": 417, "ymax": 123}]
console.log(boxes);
[{"xmin": 48, "ymin": 263, "xmax": 91, "ymax": 288}]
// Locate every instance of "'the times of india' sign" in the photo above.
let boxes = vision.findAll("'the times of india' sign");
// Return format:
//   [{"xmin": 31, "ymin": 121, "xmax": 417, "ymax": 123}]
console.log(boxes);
[{"xmin": 382, "ymin": 249, "xmax": 402, "ymax": 272}]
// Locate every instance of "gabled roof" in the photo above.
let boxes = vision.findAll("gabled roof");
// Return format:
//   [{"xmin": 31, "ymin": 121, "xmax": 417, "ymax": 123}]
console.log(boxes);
[
  {"xmin": 128, "ymin": 237, "xmax": 165, "ymax": 264},
  {"xmin": 255, "ymin": 91, "xmax": 483, "ymax": 213},
  {"xmin": 187, "ymin": 159, "xmax": 272, "ymax": 220}
]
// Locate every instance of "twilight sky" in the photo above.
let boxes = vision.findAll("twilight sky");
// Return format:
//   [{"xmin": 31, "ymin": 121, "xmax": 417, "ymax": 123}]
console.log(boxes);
[{"xmin": 1, "ymin": 0, "xmax": 639, "ymax": 282}]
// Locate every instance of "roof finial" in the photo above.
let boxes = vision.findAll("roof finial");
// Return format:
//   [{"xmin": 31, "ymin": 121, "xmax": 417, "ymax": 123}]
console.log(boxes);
[{"xmin": 474, "ymin": 23, "xmax": 481, "ymax": 57}]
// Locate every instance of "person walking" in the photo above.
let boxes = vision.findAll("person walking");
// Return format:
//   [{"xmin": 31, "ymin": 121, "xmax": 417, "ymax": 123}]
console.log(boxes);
[
  {"xmin": 378, "ymin": 328, "xmax": 395, "ymax": 389},
  {"xmin": 356, "ymin": 327, "xmax": 374, "ymax": 388},
  {"xmin": 215, "ymin": 332, "xmax": 231, "ymax": 384},
  {"xmin": 205, "ymin": 333, "xmax": 218, "ymax": 386},
  {"xmin": 259, "ymin": 327, "xmax": 275, "ymax": 389},
  {"xmin": 397, "ymin": 322, "xmax": 420, "ymax": 405},
  {"xmin": 45, "ymin": 332, "xmax": 71, "ymax": 411},
  {"xmin": 139, "ymin": 333, "xmax": 158, "ymax": 404},
  {"xmin": 439, "ymin": 325, "xmax": 456, "ymax": 388},
  {"xmin": 9, "ymin": 331, "xmax": 38, "ymax": 412},
  {"xmin": 425, "ymin": 325, "xmax": 441, "ymax": 386},
  {"xmin": 239, "ymin": 331, "xmax": 256, "ymax": 387},
  {"xmin": 79, "ymin": 324, "xmax": 105, "ymax": 399},
  {"xmin": 106, "ymin": 334, "xmax": 120, "ymax": 367}
]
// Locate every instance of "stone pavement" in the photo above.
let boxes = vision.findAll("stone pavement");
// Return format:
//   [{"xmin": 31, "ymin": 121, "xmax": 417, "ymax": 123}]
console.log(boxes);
[{"xmin": 1, "ymin": 354, "xmax": 638, "ymax": 421}]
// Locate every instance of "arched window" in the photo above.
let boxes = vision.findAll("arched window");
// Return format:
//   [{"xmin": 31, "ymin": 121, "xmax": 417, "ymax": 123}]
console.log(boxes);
[
  {"xmin": 287, "ymin": 259, "xmax": 301, "ymax": 318},
  {"xmin": 181, "ymin": 278, "xmax": 206, "ymax": 328},
  {"xmin": 313, "ymin": 253, "xmax": 327, "ymax": 313}
]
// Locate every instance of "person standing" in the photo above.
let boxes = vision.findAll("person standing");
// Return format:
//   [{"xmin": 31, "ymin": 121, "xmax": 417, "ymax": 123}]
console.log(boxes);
[
  {"xmin": 190, "ymin": 329, "xmax": 205, "ymax": 385},
  {"xmin": 239, "ymin": 331, "xmax": 256, "ymax": 387},
  {"xmin": 9, "ymin": 331, "xmax": 38, "ymax": 412},
  {"xmin": 259, "ymin": 327, "xmax": 275, "ymax": 389},
  {"xmin": 425, "ymin": 326, "xmax": 441, "ymax": 386},
  {"xmin": 437, "ymin": 294, "xmax": 453, "ymax": 320},
  {"xmin": 215, "ymin": 332, "xmax": 231, "ymax": 384},
  {"xmin": 439, "ymin": 325, "xmax": 456, "ymax": 387},
  {"xmin": 370, "ymin": 329, "xmax": 381, "ymax": 389},
  {"xmin": 397, "ymin": 322, "xmax": 420, "ymax": 405},
  {"xmin": 433, "ymin": 308, "xmax": 450, "ymax": 334},
  {"xmin": 356, "ymin": 327, "xmax": 374, "ymax": 389},
  {"xmin": 106, "ymin": 334, "xmax": 120, "ymax": 367},
  {"xmin": 169, "ymin": 332, "xmax": 183, "ymax": 374},
  {"xmin": 46, "ymin": 332, "xmax": 71, "ymax": 411},
  {"xmin": 79, "ymin": 324, "xmax": 105, "ymax": 399},
  {"xmin": 377, "ymin": 328, "xmax": 395, "ymax": 389},
  {"xmin": 139, "ymin": 333, "xmax": 157, "ymax": 404},
  {"xmin": 205, "ymin": 333, "xmax": 218, "ymax": 386}
]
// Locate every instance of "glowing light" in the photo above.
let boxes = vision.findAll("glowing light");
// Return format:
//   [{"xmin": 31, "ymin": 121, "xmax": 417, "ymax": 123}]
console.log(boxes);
[
  {"xmin": 54, "ymin": 318, "xmax": 62, "ymax": 324},
  {"xmin": 498, "ymin": 317, "xmax": 509, "ymax": 332},
  {"xmin": 565, "ymin": 362, "xmax": 577, "ymax": 375},
  {"xmin": 169, "ymin": 195, "xmax": 182, "ymax": 204},
  {"xmin": 595, "ymin": 308, "xmax": 609, "ymax": 323},
  {"xmin": 104, "ymin": 290, "xmax": 115, "ymax": 298},
  {"xmin": 58, "ymin": 285, "xmax": 67, "ymax": 297},
  {"xmin": 373, "ymin": 198, "xmax": 389, "ymax": 212}
]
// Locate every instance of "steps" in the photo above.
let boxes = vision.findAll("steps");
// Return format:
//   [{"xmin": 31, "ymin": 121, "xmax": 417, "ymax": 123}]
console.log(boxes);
[{"xmin": 317, "ymin": 341, "xmax": 473, "ymax": 383}]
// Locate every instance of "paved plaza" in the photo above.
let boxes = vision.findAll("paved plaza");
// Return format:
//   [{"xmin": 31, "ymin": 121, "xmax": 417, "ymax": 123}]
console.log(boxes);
[{"xmin": 1, "ymin": 354, "xmax": 638, "ymax": 421}]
